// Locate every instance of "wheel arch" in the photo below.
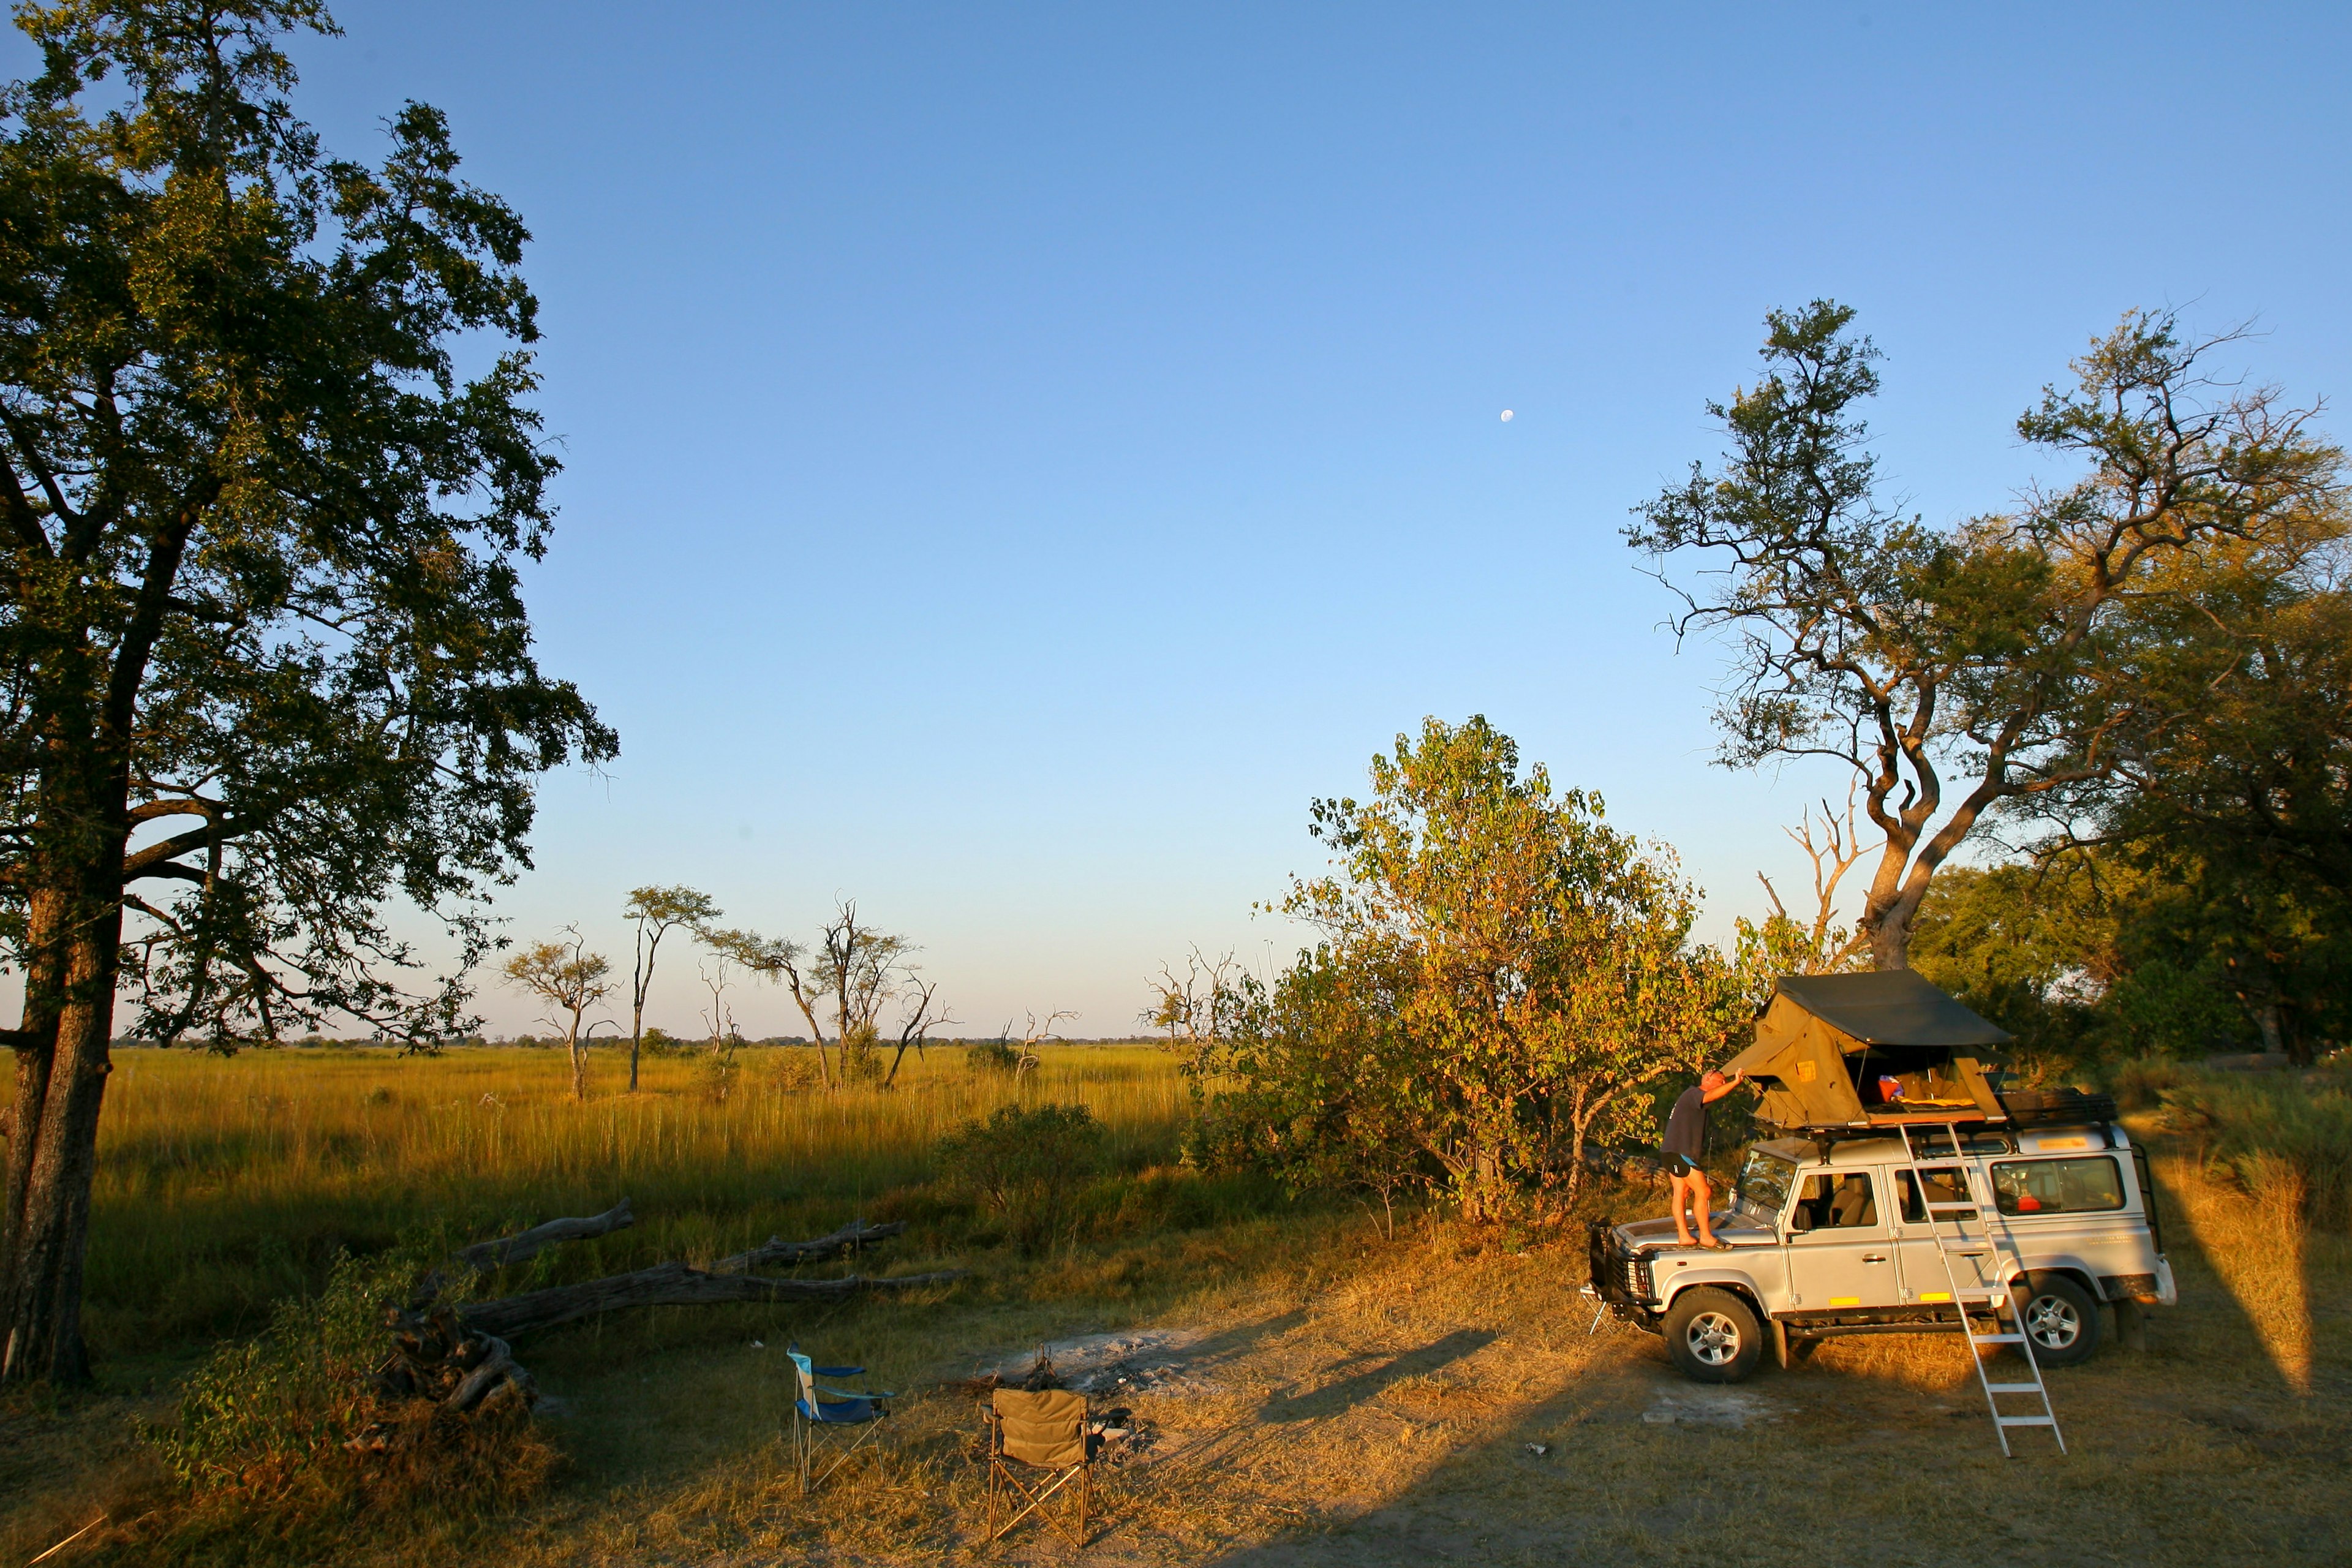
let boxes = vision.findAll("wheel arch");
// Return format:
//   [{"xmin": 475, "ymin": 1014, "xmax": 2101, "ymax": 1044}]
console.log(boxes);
[
  {"xmin": 2007, "ymin": 1260, "xmax": 2104, "ymax": 1300},
  {"xmin": 1659, "ymin": 1273, "xmax": 1769, "ymax": 1324}
]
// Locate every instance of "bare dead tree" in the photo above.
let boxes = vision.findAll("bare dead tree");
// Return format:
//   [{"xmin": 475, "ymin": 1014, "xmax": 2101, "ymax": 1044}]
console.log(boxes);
[
  {"xmin": 1755, "ymin": 788, "xmax": 1873, "ymax": 973},
  {"xmin": 1016, "ymin": 1009, "xmax": 1079, "ymax": 1076},
  {"xmin": 884, "ymin": 973, "xmax": 956, "ymax": 1087},
  {"xmin": 1142, "ymin": 946, "xmax": 1243, "ymax": 1074}
]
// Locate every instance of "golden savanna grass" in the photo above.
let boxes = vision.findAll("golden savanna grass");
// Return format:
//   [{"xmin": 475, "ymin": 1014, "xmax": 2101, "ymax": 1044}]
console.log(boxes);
[{"xmin": 2, "ymin": 1047, "xmax": 2346, "ymax": 1567}]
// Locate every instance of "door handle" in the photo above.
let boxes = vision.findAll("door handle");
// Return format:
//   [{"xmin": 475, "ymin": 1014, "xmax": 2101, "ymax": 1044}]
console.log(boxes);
[{"xmin": 1862, "ymin": 1254, "xmax": 1889, "ymax": 1263}]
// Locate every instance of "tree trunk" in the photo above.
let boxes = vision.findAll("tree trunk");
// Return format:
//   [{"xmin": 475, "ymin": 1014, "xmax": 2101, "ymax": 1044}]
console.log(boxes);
[
  {"xmin": 568, "ymin": 1023, "xmax": 587, "ymax": 1102},
  {"xmin": 1862, "ymin": 902, "xmax": 1912, "ymax": 971},
  {"xmin": 2, "ymin": 865, "xmax": 127, "ymax": 1385}
]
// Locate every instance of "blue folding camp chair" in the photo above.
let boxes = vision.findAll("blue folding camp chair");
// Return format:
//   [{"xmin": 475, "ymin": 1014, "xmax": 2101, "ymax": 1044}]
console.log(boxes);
[{"xmin": 786, "ymin": 1344, "xmax": 894, "ymax": 1494}]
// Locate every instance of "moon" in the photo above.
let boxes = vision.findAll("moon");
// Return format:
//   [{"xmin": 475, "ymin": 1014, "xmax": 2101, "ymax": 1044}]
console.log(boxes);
[{"xmin": 1500, "ymin": 409, "xmax": 1514, "ymax": 421}]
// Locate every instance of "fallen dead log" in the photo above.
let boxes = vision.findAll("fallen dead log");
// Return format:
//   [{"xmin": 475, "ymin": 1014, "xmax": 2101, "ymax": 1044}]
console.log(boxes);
[
  {"xmin": 454, "ymin": 1196, "xmax": 636, "ymax": 1274},
  {"xmin": 712, "ymin": 1216, "xmax": 904, "ymax": 1273},
  {"xmin": 366, "ymin": 1208, "xmax": 960, "ymax": 1434},
  {"xmin": 460, "ymin": 1261, "xmax": 965, "ymax": 1340}
]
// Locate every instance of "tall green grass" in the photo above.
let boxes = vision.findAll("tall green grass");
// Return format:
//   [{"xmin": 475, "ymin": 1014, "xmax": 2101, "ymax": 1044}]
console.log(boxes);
[{"xmin": 89, "ymin": 1044, "xmax": 1193, "ymax": 1358}]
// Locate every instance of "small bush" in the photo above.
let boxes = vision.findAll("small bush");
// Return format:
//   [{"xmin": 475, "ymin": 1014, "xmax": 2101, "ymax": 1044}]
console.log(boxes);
[
  {"xmin": 839, "ymin": 1024, "xmax": 887, "ymax": 1085},
  {"xmin": 144, "ymin": 1249, "xmax": 557, "ymax": 1559},
  {"xmin": 965, "ymin": 1038, "xmax": 1021, "ymax": 1076},
  {"xmin": 935, "ymin": 1102, "xmax": 1106, "ymax": 1251},
  {"xmin": 767, "ymin": 1049, "xmax": 824, "ymax": 1093},
  {"xmin": 639, "ymin": 1026, "xmax": 686, "ymax": 1059}
]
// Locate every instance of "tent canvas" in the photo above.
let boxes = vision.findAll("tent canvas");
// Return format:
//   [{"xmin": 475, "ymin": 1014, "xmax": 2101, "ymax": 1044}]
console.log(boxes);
[{"xmin": 1724, "ymin": 971, "xmax": 2012, "ymax": 1131}]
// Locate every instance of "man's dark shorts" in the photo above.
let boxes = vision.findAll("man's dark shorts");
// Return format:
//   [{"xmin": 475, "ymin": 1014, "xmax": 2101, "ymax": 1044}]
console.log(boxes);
[{"xmin": 1665, "ymin": 1154, "xmax": 1698, "ymax": 1178}]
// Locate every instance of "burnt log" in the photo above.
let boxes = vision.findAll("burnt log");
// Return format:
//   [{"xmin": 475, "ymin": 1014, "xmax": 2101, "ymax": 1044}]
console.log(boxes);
[
  {"xmin": 712, "ymin": 1217, "xmax": 904, "ymax": 1273},
  {"xmin": 459, "ymin": 1262, "xmax": 965, "ymax": 1340}
]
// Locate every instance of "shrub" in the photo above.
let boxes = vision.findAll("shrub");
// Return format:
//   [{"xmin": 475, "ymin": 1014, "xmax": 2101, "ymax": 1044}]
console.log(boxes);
[
  {"xmin": 935, "ymin": 1102, "xmax": 1106, "ymax": 1251},
  {"xmin": 145, "ymin": 1249, "xmax": 557, "ymax": 1558},
  {"xmin": 965, "ymin": 1038, "xmax": 1022, "ymax": 1076},
  {"xmin": 839, "ymin": 1023, "xmax": 887, "ymax": 1085}
]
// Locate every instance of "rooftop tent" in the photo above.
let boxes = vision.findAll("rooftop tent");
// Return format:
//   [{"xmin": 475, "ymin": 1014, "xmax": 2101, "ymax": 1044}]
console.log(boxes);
[{"xmin": 1724, "ymin": 971, "xmax": 2013, "ymax": 1131}]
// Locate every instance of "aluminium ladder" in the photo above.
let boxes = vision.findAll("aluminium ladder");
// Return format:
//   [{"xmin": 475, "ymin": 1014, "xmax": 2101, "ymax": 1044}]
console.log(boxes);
[{"xmin": 1898, "ymin": 1122, "xmax": 2065, "ymax": 1457}]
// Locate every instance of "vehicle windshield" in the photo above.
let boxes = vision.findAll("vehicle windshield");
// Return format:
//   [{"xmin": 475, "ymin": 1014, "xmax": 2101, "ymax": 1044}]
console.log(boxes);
[{"xmin": 1732, "ymin": 1148, "xmax": 1798, "ymax": 1220}]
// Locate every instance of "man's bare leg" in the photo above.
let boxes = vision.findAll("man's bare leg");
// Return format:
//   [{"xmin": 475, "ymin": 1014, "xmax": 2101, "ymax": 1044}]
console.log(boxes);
[
  {"xmin": 1688, "ymin": 1171, "xmax": 1721, "ymax": 1246},
  {"xmin": 1671, "ymin": 1171, "xmax": 1700, "ymax": 1246}
]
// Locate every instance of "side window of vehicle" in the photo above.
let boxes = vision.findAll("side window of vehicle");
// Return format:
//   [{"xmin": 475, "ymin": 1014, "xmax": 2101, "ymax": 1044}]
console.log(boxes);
[
  {"xmin": 1791, "ymin": 1172, "xmax": 1878, "ymax": 1232},
  {"xmin": 1990, "ymin": 1157, "xmax": 2125, "ymax": 1216},
  {"xmin": 1898, "ymin": 1166, "xmax": 1977, "ymax": 1224}
]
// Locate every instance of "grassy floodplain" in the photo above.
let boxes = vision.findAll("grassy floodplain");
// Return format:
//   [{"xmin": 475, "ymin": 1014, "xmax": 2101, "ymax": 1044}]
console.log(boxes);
[{"xmin": 87, "ymin": 1042, "xmax": 1193, "ymax": 1360}]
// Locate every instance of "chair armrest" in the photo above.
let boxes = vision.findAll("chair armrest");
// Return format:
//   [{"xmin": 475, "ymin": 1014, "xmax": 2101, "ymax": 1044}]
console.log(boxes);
[{"xmin": 813, "ymin": 1363, "xmax": 864, "ymax": 1377}]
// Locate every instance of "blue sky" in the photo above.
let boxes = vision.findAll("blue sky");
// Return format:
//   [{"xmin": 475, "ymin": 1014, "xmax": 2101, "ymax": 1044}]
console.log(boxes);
[{"xmin": 16, "ymin": 3, "xmax": 2351, "ymax": 1040}]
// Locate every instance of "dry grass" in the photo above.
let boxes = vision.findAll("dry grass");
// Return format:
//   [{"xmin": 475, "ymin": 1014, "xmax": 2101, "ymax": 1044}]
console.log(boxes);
[{"xmin": 6, "ymin": 1050, "xmax": 2348, "ymax": 1566}]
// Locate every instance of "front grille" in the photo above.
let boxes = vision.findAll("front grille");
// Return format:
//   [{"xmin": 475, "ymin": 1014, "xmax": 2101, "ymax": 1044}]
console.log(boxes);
[{"xmin": 1619, "ymin": 1253, "xmax": 1653, "ymax": 1300}]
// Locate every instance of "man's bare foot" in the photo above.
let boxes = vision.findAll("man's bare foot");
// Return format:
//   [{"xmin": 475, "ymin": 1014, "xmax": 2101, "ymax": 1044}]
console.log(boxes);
[{"xmin": 1700, "ymin": 1237, "xmax": 1731, "ymax": 1250}]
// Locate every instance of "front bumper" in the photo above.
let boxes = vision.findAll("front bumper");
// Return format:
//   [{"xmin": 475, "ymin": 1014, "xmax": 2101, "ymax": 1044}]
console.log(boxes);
[{"xmin": 1586, "ymin": 1219, "xmax": 1657, "ymax": 1320}]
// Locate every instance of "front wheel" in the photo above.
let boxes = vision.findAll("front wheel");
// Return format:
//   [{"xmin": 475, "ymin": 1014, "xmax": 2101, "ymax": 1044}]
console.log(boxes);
[
  {"xmin": 2011, "ymin": 1273, "xmax": 2102, "ymax": 1368},
  {"xmin": 1664, "ymin": 1287, "xmax": 1763, "ymax": 1383}
]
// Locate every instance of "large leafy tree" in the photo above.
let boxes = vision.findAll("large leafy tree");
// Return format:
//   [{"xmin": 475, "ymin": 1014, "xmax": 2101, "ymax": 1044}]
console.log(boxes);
[
  {"xmin": 0, "ymin": 1, "xmax": 614, "ymax": 1382},
  {"xmin": 1630, "ymin": 303, "xmax": 2343, "ymax": 969},
  {"xmin": 1202, "ymin": 717, "xmax": 1738, "ymax": 1220}
]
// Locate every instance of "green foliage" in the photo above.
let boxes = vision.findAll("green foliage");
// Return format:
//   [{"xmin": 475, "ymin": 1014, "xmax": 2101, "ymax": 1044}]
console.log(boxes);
[
  {"xmin": 837, "ymin": 1022, "xmax": 886, "ymax": 1085},
  {"xmin": 147, "ymin": 1247, "xmax": 555, "ymax": 1556},
  {"xmin": 1910, "ymin": 843, "xmax": 2350, "ymax": 1075},
  {"xmin": 1632, "ymin": 303, "xmax": 2345, "ymax": 968},
  {"xmin": 935, "ymin": 1102, "xmax": 1107, "ymax": 1252},
  {"xmin": 965, "ymin": 1038, "xmax": 1022, "ymax": 1076},
  {"xmin": 638, "ymin": 1026, "xmax": 685, "ymax": 1059},
  {"xmin": 1193, "ymin": 717, "xmax": 1744, "ymax": 1221},
  {"xmin": 0, "ymin": 0, "xmax": 617, "ymax": 1041}
]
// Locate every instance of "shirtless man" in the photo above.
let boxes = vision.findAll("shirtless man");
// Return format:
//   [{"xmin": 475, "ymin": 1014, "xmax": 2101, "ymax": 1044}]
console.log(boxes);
[{"xmin": 1662, "ymin": 1068, "xmax": 1745, "ymax": 1249}]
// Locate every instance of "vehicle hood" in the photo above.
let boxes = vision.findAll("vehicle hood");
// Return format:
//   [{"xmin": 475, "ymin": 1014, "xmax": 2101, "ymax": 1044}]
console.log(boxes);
[{"xmin": 1615, "ymin": 1215, "xmax": 1776, "ymax": 1251}]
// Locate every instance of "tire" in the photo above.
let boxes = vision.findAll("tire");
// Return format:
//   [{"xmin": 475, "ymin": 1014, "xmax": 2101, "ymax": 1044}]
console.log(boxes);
[
  {"xmin": 2011, "ymin": 1273, "xmax": 2102, "ymax": 1368},
  {"xmin": 1663, "ymin": 1287, "xmax": 1763, "ymax": 1384}
]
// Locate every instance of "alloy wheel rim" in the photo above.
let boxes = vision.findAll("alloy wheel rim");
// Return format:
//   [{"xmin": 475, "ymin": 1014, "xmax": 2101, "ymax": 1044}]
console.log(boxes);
[
  {"xmin": 2026, "ymin": 1294, "xmax": 2079, "ymax": 1349},
  {"xmin": 1687, "ymin": 1311, "xmax": 1741, "ymax": 1365}
]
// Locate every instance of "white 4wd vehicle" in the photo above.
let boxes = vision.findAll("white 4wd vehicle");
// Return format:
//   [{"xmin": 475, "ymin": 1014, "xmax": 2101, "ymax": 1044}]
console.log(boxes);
[{"xmin": 1587, "ymin": 1123, "xmax": 2174, "ymax": 1382}]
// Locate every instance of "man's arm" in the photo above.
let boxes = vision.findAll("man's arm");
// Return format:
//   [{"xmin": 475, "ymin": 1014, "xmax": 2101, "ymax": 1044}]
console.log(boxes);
[{"xmin": 1700, "ymin": 1071, "xmax": 1746, "ymax": 1105}]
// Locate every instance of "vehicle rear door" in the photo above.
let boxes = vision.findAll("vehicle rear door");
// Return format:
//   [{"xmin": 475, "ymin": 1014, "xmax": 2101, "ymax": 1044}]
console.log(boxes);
[{"xmin": 1890, "ymin": 1164, "xmax": 1997, "ymax": 1305}]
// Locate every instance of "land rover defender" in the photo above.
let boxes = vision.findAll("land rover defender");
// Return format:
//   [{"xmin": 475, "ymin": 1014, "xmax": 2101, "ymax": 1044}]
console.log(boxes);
[{"xmin": 1586, "ymin": 1120, "xmax": 2174, "ymax": 1382}]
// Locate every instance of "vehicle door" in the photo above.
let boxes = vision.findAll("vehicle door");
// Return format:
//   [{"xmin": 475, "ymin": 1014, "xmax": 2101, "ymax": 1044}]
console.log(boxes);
[
  {"xmin": 1782, "ymin": 1169, "xmax": 1896, "ymax": 1310},
  {"xmin": 1890, "ymin": 1164, "xmax": 1997, "ymax": 1306}
]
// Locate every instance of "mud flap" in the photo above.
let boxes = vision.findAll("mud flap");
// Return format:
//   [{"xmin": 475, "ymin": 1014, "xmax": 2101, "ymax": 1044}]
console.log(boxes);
[{"xmin": 1769, "ymin": 1316, "xmax": 1791, "ymax": 1370}]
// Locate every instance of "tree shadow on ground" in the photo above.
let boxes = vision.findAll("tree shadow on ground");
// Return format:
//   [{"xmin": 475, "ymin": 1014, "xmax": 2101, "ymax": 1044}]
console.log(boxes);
[{"xmin": 1256, "ymin": 1329, "xmax": 1498, "ymax": 1425}]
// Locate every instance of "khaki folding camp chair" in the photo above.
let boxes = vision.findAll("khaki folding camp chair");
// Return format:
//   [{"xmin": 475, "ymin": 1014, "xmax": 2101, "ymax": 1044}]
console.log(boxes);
[{"xmin": 981, "ymin": 1387, "xmax": 1094, "ymax": 1545}]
